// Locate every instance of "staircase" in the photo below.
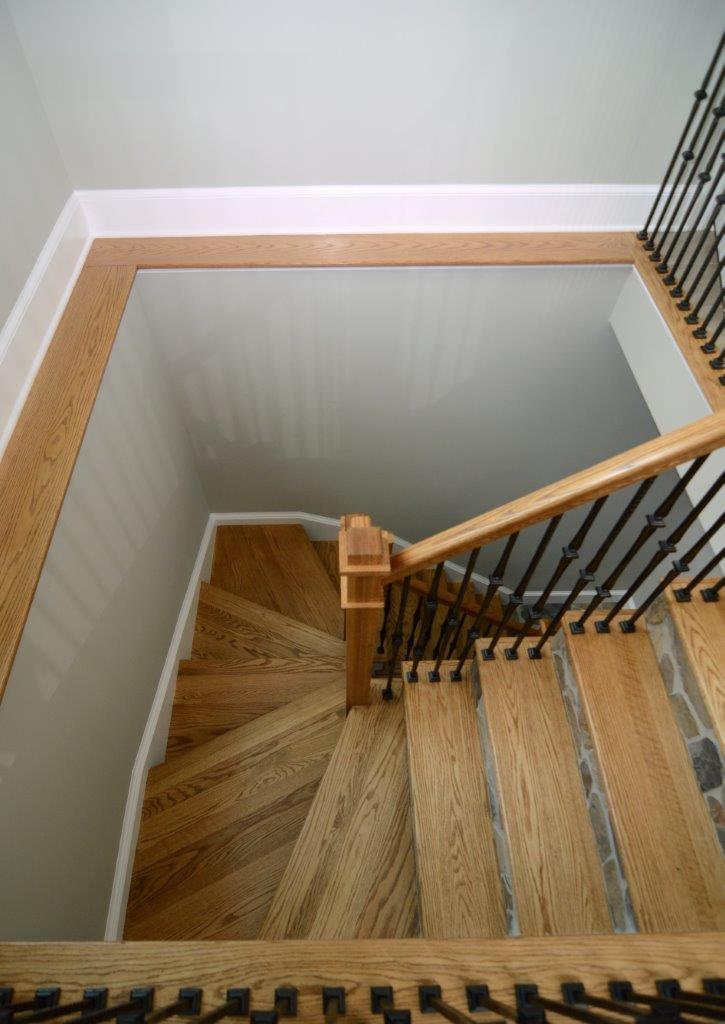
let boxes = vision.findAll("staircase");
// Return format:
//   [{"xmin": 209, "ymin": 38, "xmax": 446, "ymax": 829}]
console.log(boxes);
[{"xmin": 124, "ymin": 507, "xmax": 724, "ymax": 942}]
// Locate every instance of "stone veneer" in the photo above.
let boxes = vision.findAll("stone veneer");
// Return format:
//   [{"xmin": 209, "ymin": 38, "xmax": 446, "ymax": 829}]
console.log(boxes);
[{"xmin": 645, "ymin": 594, "xmax": 725, "ymax": 854}]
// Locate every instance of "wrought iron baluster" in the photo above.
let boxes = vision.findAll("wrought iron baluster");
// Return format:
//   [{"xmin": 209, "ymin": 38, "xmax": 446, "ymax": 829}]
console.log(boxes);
[
  {"xmin": 0, "ymin": 993, "xmax": 60, "ymax": 1023},
  {"xmin": 407, "ymin": 562, "xmax": 445, "ymax": 682},
  {"xmin": 700, "ymin": 317, "xmax": 724, "ymax": 353},
  {"xmin": 656, "ymin": 980, "xmax": 725, "ymax": 1015},
  {"xmin": 598, "ymin": 470, "xmax": 724, "ymax": 632},
  {"xmin": 195, "ymin": 990, "xmax": 250, "ymax": 1024},
  {"xmin": 405, "ymin": 596, "xmax": 423, "ymax": 659},
  {"xmin": 418, "ymin": 987, "xmax": 503, "ymax": 1024},
  {"xmin": 382, "ymin": 575, "xmax": 411, "ymax": 700},
  {"xmin": 661, "ymin": 153, "xmax": 725, "ymax": 281},
  {"xmin": 377, "ymin": 585, "xmax": 392, "ymax": 655},
  {"xmin": 674, "ymin": 546, "xmax": 725, "ymax": 601},
  {"xmin": 561, "ymin": 984, "xmax": 643, "ymax": 1020},
  {"xmin": 650, "ymin": 115, "xmax": 724, "ymax": 265},
  {"xmin": 619, "ymin": 512, "xmax": 725, "ymax": 630},
  {"xmin": 446, "ymin": 610, "xmax": 469, "ymax": 658},
  {"xmin": 574, "ymin": 460, "xmax": 705, "ymax": 629},
  {"xmin": 639, "ymin": 33, "xmax": 724, "ymax": 241},
  {"xmin": 710, "ymin": 346, "xmax": 725, "ymax": 370},
  {"xmin": 667, "ymin": 197, "xmax": 724, "ymax": 291},
  {"xmin": 127, "ymin": 991, "xmax": 203, "ymax": 1024},
  {"xmin": 519, "ymin": 988, "xmax": 614, "ymax": 1024},
  {"xmin": 702, "ymin": 576, "xmax": 724, "ymax": 601},
  {"xmin": 466, "ymin": 987, "xmax": 517, "ymax": 1023},
  {"xmin": 506, "ymin": 498, "xmax": 607, "ymax": 659},
  {"xmin": 63, "ymin": 991, "xmax": 154, "ymax": 1024},
  {"xmin": 608, "ymin": 980, "xmax": 724, "ymax": 1021},
  {"xmin": 450, "ymin": 533, "xmax": 519, "ymax": 679},
  {"xmin": 322, "ymin": 989, "xmax": 345, "ymax": 1024},
  {"xmin": 694, "ymin": 289, "xmax": 725, "ymax": 339},
  {"xmin": 674, "ymin": 226, "xmax": 724, "ymax": 307},
  {"xmin": 16, "ymin": 995, "xmax": 108, "ymax": 1024},
  {"xmin": 429, "ymin": 548, "xmax": 481, "ymax": 681},
  {"xmin": 483, "ymin": 517, "xmax": 562, "ymax": 662},
  {"xmin": 684, "ymin": 258, "xmax": 724, "ymax": 323}
]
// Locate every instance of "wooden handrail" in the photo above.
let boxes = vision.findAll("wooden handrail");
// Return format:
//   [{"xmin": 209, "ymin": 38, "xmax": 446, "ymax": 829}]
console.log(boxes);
[{"xmin": 387, "ymin": 411, "xmax": 725, "ymax": 584}]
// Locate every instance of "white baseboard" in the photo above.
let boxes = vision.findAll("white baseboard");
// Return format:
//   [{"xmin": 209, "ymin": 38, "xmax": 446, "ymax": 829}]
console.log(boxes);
[
  {"xmin": 77, "ymin": 184, "xmax": 657, "ymax": 239},
  {"xmin": 104, "ymin": 514, "xmax": 216, "ymax": 940},
  {"xmin": 0, "ymin": 194, "xmax": 90, "ymax": 458}
]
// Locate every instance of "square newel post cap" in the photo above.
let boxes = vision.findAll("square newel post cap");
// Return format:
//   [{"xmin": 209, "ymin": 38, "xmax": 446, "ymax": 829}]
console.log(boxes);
[{"xmin": 338, "ymin": 514, "xmax": 392, "ymax": 609}]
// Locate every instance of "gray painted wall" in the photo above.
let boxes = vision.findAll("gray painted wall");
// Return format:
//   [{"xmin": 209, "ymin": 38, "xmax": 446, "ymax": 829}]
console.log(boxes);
[
  {"xmin": 135, "ymin": 265, "xmax": 684, "ymax": 586},
  {"xmin": 7, "ymin": 0, "xmax": 722, "ymax": 188},
  {"xmin": 0, "ymin": 0, "xmax": 71, "ymax": 328},
  {"xmin": 0, "ymin": 290, "xmax": 208, "ymax": 939}
]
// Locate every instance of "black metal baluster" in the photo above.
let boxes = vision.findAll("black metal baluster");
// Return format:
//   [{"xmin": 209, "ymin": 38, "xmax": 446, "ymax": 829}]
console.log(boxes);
[
  {"xmin": 693, "ymin": 290, "xmax": 724, "ymax": 340},
  {"xmin": 383, "ymin": 575, "xmax": 411, "ymax": 700},
  {"xmin": 639, "ymin": 34, "xmax": 724, "ymax": 241},
  {"xmin": 667, "ymin": 198, "xmax": 724, "ymax": 292},
  {"xmin": 419, "ymin": 986, "xmax": 503, "ymax": 1024},
  {"xmin": 124, "ymin": 991, "xmax": 203, "ymax": 1024},
  {"xmin": 429, "ymin": 548, "xmax": 481, "ymax": 681},
  {"xmin": 405, "ymin": 595, "xmax": 423, "ymax": 659},
  {"xmin": 0, "ymin": 993, "xmax": 60, "ymax": 1023},
  {"xmin": 63, "ymin": 991, "xmax": 154, "ymax": 1024},
  {"xmin": 700, "ymin": 317, "xmax": 724, "ymax": 353},
  {"xmin": 322, "ymin": 989, "xmax": 345, "ymax": 1024},
  {"xmin": 195, "ymin": 990, "xmax": 250, "ymax": 1024},
  {"xmin": 506, "ymin": 499, "xmax": 607, "ymax": 659},
  {"xmin": 702, "ymin": 576, "xmax": 724, "ymax": 601},
  {"xmin": 656, "ymin": 980, "xmax": 725, "ymax": 1015},
  {"xmin": 574, "ymin": 459, "xmax": 706, "ymax": 629},
  {"xmin": 446, "ymin": 610, "xmax": 469, "ymax": 658},
  {"xmin": 561, "ymin": 984, "xmax": 645, "ymax": 1020},
  {"xmin": 407, "ymin": 562, "xmax": 445, "ymax": 682},
  {"xmin": 650, "ymin": 115, "xmax": 724, "ymax": 266},
  {"xmin": 483, "ymin": 516, "xmax": 562, "ymax": 662},
  {"xmin": 609, "ymin": 980, "xmax": 724, "ymax": 1021},
  {"xmin": 370, "ymin": 987, "xmax": 410, "ymax": 1024},
  {"xmin": 674, "ymin": 226, "xmax": 724, "ymax": 308},
  {"xmin": 661, "ymin": 152, "xmax": 725, "ymax": 284},
  {"xmin": 466, "ymin": 987, "xmax": 517, "ymax": 1023},
  {"xmin": 377, "ymin": 585, "xmax": 392, "ymax": 655},
  {"xmin": 674, "ymin": 546, "xmax": 725, "ymax": 601},
  {"xmin": 16, "ymin": 994, "xmax": 108, "ymax": 1024},
  {"xmin": 450, "ymin": 533, "xmax": 519, "ymax": 679},
  {"xmin": 517, "ymin": 986, "xmax": 614, "ymax": 1024},
  {"xmin": 710, "ymin": 346, "xmax": 725, "ymax": 370},
  {"xmin": 684, "ymin": 259, "xmax": 724, "ymax": 324},
  {"xmin": 619, "ymin": 511, "xmax": 725, "ymax": 629},
  {"xmin": 598, "ymin": 470, "xmax": 724, "ymax": 633}
]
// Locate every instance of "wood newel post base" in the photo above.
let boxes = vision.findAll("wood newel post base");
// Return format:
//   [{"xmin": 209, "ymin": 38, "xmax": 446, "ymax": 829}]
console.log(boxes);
[{"xmin": 339, "ymin": 514, "xmax": 392, "ymax": 712}]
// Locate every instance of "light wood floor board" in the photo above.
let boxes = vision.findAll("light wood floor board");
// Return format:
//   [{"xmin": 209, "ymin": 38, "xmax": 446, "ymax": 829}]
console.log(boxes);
[
  {"xmin": 402, "ymin": 662, "xmax": 506, "ymax": 939},
  {"xmin": 312, "ymin": 540, "xmax": 341, "ymax": 593},
  {"xmin": 212, "ymin": 525, "xmax": 342, "ymax": 637},
  {"xmin": 475, "ymin": 645, "xmax": 611, "ymax": 936},
  {"xmin": 4, "ymin": 935, "xmax": 722, "ymax": 1022},
  {"xmin": 125, "ymin": 685, "xmax": 344, "ymax": 939},
  {"xmin": 86, "ymin": 232, "xmax": 635, "ymax": 269},
  {"xmin": 0, "ymin": 264, "xmax": 135, "ymax": 700},
  {"xmin": 664, "ymin": 581, "xmax": 725, "ymax": 750},
  {"xmin": 564, "ymin": 615, "xmax": 725, "ymax": 933},
  {"xmin": 260, "ymin": 701, "xmax": 417, "ymax": 939},
  {"xmin": 167, "ymin": 665, "xmax": 345, "ymax": 757},
  {"xmin": 192, "ymin": 583, "xmax": 344, "ymax": 665},
  {"xmin": 634, "ymin": 247, "xmax": 723, "ymax": 413}
]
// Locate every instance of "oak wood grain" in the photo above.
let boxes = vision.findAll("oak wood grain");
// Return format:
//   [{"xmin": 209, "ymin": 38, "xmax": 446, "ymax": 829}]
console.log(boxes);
[
  {"xmin": 634, "ymin": 246, "xmax": 724, "ymax": 413},
  {"xmin": 312, "ymin": 540, "xmax": 341, "ymax": 592},
  {"xmin": 664, "ymin": 580, "xmax": 725, "ymax": 750},
  {"xmin": 564, "ymin": 615, "xmax": 725, "ymax": 933},
  {"xmin": 260, "ymin": 701, "xmax": 417, "ymax": 939},
  {"xmin": 403, "ymin": 662, "xmax": 506, "ymax": 939},
  {"xmin": 1, "ymin": 934, "xmax": 723, "ymax": 1022},
  {"xmin": 388, "ymin": 411, "xmax": 725, "ymax": 582},
  {"xmin": 0, "ymin": 264, "xmax": 135, "ymax": 699},
  {"xmin": 86, "ymin": 232, "xmax": 635, "ymax": 269},
  {"xmin": 125, "ymin": 684, "xmax": 344, "ymax": 939},
  {"xmin": 212, "ymin": 525, "xmax": 342, "ymax": 637},
  {"xmin": 475, "ymin": 645, "xmax": 611, "ymax": 936}
]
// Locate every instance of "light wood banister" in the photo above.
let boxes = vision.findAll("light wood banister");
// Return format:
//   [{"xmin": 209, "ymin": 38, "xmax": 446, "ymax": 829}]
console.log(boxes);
[{"xmin": 387, "ymin": 410, "xmax": 725, "ymax": 584}]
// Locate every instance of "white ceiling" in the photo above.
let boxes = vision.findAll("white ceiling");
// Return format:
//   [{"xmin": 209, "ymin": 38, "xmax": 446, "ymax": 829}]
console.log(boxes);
[
  {"xmin": 7, "ymin": 0, "xmax": 722, "ymax": 187},
  {"xmin": 131, "ymin": 264, "xmax": 682, "ymax": 583}
]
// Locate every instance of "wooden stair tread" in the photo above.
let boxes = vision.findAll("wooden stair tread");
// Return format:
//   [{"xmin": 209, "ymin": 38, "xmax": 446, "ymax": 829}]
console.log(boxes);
[
  {"xmin": 402, "ymin": 662, "xmax": 506, "ymax": 939},
  {"xmin": 260, "ymin": 701, "xmax": 417, "ymax": 940},
  {"xmin": 192, "ymin": 582, "xmax": 344, "ymax": 664},
  {"xmin": 212, "ymin": 525, "xmax": 343, "ymax": 637},
  {"xmin": 312, "ymin": 540, "xmax": 340, "ymax": 593},
  {"xmin": 475, "ymin": 644, "xmax": 611, "ymax": 936},
  {"xmin": 167, "ymin": 666, "xmax": 345, "ymax": 757},
  {"xmin": 564, "ymin": 615, "xmax": 725, "ymax": 933},
  {"xmin": 124, "ymin": 685, "xmax": 344, "ymax": 939},
  {"xmin": 664, "ymin": 580, "xmax": 725, "ymax": 750}
]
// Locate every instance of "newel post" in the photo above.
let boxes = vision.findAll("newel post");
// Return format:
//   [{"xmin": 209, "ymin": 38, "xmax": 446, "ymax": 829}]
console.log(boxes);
[{"xmin": 338, "ymin": 514, "xmax": 392, "ymax": 712}]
